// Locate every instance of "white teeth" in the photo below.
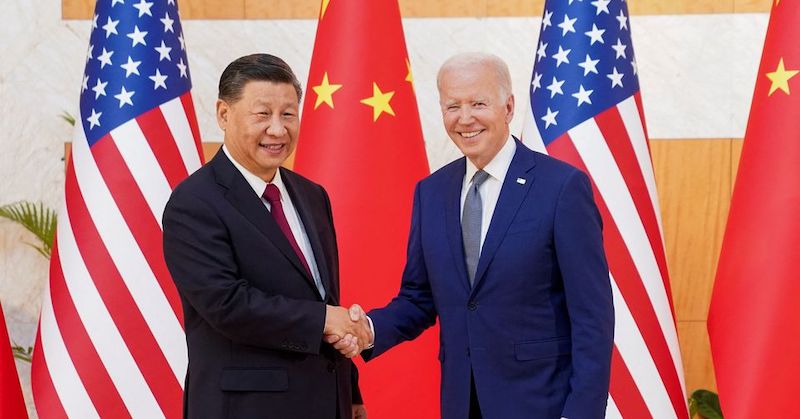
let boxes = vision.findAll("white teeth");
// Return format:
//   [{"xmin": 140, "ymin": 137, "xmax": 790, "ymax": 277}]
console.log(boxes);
[
  {"xmin": 461, "ymin": 131, "xmax": 481, "ymax": 138},
  {"xmin": 261, "ymin": 144, "xmax": 283, "ymax": 150}
]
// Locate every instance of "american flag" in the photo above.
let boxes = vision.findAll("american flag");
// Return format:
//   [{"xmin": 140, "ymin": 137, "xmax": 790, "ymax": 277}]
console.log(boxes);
[
  {"xmin": 31, "ymin": 0, "xmax": 202, "ymax": 417},
  {"xmin": 521, "ymin": 0, "xmax": 688, "ymax": 417}
]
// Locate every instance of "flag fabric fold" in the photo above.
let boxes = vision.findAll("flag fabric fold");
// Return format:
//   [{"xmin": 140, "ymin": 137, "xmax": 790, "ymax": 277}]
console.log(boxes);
[
  {"xmin": 31, "ymin": 0, "xmax": 202, "ymax": 417},
  {"xmin": 521, "ymin": 0, "xmax": 688, "ymax": 417},
  {"xmin": 708, "ymin": 3, "xmax": 800, "ymax": 418},
  {"xmin": 293, "ymin": 1, "xmax": 436, "ymax": 417},
  {"xmin": 1, "ymin": 302, "xmax": 28, "ymax": 419}
]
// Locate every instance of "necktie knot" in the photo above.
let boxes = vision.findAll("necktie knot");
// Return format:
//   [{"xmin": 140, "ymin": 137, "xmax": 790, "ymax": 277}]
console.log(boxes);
[
  {"xmin": 263, "ymin": 183, "xmax": 281, "ymax": 204},
  {"xmin": 471, "ymin": 170, "xmax": 490, "ymax": 188}
]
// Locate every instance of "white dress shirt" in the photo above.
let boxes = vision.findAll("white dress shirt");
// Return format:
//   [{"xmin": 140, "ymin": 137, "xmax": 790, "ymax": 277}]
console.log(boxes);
[
  {"xmin": 460, "ymin": 136, "xmax": 516, "ymax": 251},
  {"xmin": 222, "ymin": 146, "xmax": 326, "ymax": 299}
]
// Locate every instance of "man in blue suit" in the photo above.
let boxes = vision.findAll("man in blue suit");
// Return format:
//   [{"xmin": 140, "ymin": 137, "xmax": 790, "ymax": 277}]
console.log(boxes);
[{"xmin": 332, "ymin": 52, "xmax": 614, "ymax": 418}]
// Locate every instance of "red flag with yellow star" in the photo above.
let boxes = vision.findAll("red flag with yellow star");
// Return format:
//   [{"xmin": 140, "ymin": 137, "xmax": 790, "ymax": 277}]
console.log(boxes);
[
  {"xmin": 293, "ymin": 1, "xmax": 436, "ymax": 417},
  {"xmin": 707, "ymin": 2, "xmax": 800, "ymax": 417}
]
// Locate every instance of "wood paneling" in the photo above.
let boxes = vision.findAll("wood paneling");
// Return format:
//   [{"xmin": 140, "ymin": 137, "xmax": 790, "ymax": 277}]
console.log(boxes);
[
  {"xmin": 678, "ymin": 321, "xmax": 718, "ymax": 393},
  {"xmin": 650, "ymin": 138, "xmax": 742, "ymax": 393},
  {"xmin": 651, "ymin": 139, "xmax": 733, "ymax": 322},
  {"xmin": 62, "ymin": 0, "xmax": 772, "ymax": 20},
  {"xmin": 734, "ymin": 0, "xmax": 773, "ymax": 12}
]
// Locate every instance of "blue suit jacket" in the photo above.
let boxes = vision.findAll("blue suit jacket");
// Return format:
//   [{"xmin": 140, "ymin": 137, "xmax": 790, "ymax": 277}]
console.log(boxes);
[{"xmin": 364, "ymin": 140, "xmax": 614, "ymax": 419}]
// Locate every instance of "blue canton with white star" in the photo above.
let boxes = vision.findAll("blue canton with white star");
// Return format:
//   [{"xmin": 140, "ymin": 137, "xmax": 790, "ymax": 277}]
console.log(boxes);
[
  {"xmin": 530, "ymin": 0, "xmax": 638, "ymax": 144},
  {"xmin": 80, "ymin": 0, "xmax": 192, "ymax": 145}
]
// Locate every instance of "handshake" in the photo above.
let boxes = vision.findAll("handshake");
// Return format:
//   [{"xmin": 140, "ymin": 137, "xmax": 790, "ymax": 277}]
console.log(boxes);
[{"xmin": 323, "ymin": 304, "xmax": 372, "ymax": 358}]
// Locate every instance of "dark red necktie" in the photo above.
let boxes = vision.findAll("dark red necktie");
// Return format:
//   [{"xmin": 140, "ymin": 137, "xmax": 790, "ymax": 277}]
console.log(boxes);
[{"xmin": 263, "ymin": 184, "xmax": 311, "ymax": 276}]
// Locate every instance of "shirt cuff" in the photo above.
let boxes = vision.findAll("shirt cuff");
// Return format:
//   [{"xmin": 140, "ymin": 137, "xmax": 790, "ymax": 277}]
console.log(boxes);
[{"xmin": 365, "ymin": 315, "xmax": 375, "ymax": 349}]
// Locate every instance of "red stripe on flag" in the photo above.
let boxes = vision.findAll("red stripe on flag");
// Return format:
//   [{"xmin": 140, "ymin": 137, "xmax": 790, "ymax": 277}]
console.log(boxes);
[
  {"xmin": 91, "ymin": 136, "xmax": 184, "ymax": 324},
  {"xmin": 32, "ymin": 327, "xmax": 68, "ymax": 419},
  {"xmin": 594, "ymin": 106, "xmax": 675, "ymax": 313},
  {"xmin": 137, "ymin": 108, "xmax": 189, "ymax": 189},
  {"xmin": 65, "ymin": 165, "xmax": 183, "ymax": 416},
  {"xmin": 48, "ymin": 244, "xmax": 131, "ymax": 418},
  {"xmin": 610, "ymin": 346, "xmax": 653, "ymax": 418},
  {"xmin": 549, "ymin": 135, "xmax": 687, "ymax": 418},
  {"xmin": 180, "ymin": 93, "xmax": 204, "ymax": 163}
]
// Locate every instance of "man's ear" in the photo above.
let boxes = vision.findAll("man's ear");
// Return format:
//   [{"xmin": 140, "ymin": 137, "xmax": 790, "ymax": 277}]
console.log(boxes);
[
  {"xmin": 216, "ymin": 99, "xmax": 228, "ymax": 130},
  {"xmin": 505, "ymin": 94, "xmax": 515, "ymax": 124}
]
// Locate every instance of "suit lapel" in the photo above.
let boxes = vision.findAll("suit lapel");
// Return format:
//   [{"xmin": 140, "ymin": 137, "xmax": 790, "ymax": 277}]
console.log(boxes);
[
  {"xmin": 444, "ymin": 158, "xmax": 472, "ymax": 293},
  {"xmin": 212, "ymin": 152, "xmax": 317, "ymax": 291},
  {"xmin": 471, "ymin": 140, "xmax": 537, "ymax": 293},
  {"xmin": 282, "ymin": 169, "xmax": 337, "ymax": 304}
]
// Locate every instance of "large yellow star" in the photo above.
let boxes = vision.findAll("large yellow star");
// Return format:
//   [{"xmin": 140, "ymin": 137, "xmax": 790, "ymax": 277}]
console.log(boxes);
[
  {"xmin": 312, "ymin": 72, "xmax": 342, "ymax": 109},
  {"xmin": 360, "ymin": 82, "xmax": 395, "ymax": 121},
  {"xmin": 320, "ymin": 0, "xmax": 331, "ymax": 19},
  {"xmin": 766, "ymin": 58, "xmax": 799, "ymax": 96}
]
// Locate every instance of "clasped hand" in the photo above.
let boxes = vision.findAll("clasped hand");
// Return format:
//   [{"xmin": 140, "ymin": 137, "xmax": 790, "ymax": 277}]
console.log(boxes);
[{"xmin": 323, "ymin": 304, "xmax": 371, "ymax": 358}]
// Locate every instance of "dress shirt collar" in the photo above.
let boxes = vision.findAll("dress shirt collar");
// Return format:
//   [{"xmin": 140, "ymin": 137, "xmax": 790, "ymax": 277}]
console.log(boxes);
[
  {"xmin": 222, "ymin": 145, "xmax": 287, "ymax": 199},
  {"xmin": 464, "ymin": 136, "xmax": 516, "ymax": 185}
]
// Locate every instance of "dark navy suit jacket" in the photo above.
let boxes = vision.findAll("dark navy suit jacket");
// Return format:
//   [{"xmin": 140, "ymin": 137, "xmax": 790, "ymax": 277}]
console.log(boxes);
[
  {"xmin": 163, "ymin": 150, "xmax": 360, "ymax": 419},
  {"xmin": 364, "ymin": 140, "xmax": 613, "ymax": 419}
]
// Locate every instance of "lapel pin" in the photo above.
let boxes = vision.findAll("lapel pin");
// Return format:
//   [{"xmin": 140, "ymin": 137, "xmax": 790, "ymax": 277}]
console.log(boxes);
[{"xmin": 516, "ymin": 178, "xmax": 526, "ymax": 185}]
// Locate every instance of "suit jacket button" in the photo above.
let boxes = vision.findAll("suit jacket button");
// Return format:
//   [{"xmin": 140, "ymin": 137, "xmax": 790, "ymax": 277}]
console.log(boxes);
[
  {"xmin": 327, "ymin": 363, "xmax": 336, "ymax": 373},
  {"xmin": 468, "ymin": 302, "xmax": 477, "ymax": 311}
]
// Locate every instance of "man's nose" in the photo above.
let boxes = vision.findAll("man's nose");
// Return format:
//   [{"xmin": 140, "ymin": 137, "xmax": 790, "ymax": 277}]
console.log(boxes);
[
  {"xmin": 266, "ymin": 115, "xmax": 287, "ymax": 136},
  {"xmin": 457, "ymin": 107, "xmax": 474, "ymax": 124}
]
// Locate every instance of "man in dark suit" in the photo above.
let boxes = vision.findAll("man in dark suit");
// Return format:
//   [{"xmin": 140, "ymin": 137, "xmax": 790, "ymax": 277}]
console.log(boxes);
[
  {"xmin": 333, "ymin": 52, "xmax": 614, "ymax": 419},
  {"xmin": 163, "ymin": 54, "xmax": 369, "ymax": 419}
]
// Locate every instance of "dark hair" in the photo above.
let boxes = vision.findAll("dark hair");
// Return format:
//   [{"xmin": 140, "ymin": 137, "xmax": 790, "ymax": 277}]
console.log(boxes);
[{"xmin": 218, "ymin": 53, "xmax": 303, "ymax": 103}]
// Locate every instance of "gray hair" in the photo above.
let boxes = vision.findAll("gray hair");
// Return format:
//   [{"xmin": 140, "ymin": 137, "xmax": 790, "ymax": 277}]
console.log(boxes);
[{"xmin": 436, "ymin": 52, "xmax": 512, "ymax": 99}]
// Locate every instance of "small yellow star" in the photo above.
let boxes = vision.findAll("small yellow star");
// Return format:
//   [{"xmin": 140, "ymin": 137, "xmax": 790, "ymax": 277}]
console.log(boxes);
[
  {"xmin": 312, "ymin": 72, "xmax": 342, "ymax": 109},
  {"xmin": 360, "ymin": 82, "xmax": 395, "ymax": 121},
  {"xmin": 766, "ymin": 58, "xmax": 799, "ymax": 96},
  {"xmin": 405, "ymin": 58, "xmax": 413, "ymax": 84},
  {"xmin": 320, "ymin": 0, "xmax": 331, "ymax": 19}
]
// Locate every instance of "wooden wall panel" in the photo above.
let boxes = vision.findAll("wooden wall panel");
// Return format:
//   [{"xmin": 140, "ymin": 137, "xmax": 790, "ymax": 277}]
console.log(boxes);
[
  {"xmin": 678, "ymin": 321, "xmax": 718, "ymax": 393},
  {"xmin": 62, "ymin": 0, "xmax": 771, "ymax": 19},
  {"xmin": 651, "ymin": 139, "xmax": 733, "ymax": 322},
  {"xmin": 177, "ymin": 0, "xmax": 245, "ymax": 19},
  {"xmin": 734, "ymin": 0, "xmax": 773, "ymax": 12}
]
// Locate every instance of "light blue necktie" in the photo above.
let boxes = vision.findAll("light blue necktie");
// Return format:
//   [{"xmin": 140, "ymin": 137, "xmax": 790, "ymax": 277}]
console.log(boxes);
[{"xmin": 462, "ymin": 170, "xmax": 490, "ymax": 286}]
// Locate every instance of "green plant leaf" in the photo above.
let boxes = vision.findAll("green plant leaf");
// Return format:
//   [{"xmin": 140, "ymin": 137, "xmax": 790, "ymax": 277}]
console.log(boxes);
[
  {"xmin": 0, "ymin": 201, "xmax": 57, "ymax": 259},
  {"xmin": 691, "ymin": 389, "xmax": 723, "ymax": 419},
  {"xmin": 59, "ymin": 111, "xmax": 76, "ymax": 126},
  {"xmin": 688, "ymin": 396, "xmax": 698, "ymax": 418},
  {"xmin": 11, "ymin": 344, "xmax": 33, "ymax": 363}
]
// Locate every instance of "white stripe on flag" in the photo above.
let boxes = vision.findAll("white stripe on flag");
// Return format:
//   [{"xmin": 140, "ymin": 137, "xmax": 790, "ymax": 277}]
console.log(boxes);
[
  {"xmin": 161, "ymin": 97, "xmax": 202, "ymax": 173},
  {"xmin": 609, "ymin": 276, "xmax": 676, "ymax": 418},
  {"xmin": 58, "ymin": 200, "xmax": 163, "ymax": 418},
  {"xmin": 71, "ymin": 130, "xmax": 187, "ymax": 384},
  {"xmin": 112, "ymin": 119, "xmax": 173, "ymax": 228},
  {"xmin": 569, "ymin": 117, "xmax": 681, "ymax": 361},
  {"xmin": 605, "ymin": 394, "xmax": 623, "ymax": 419},
  {"xmin": 617, "ymin": 96, "xmax": 686, "ymax": 394},
  {"xmin": 39, "ymin": 283, "xmax": 100, "ymax": 419},
  {"xmin": 617, "ymin": 97, "xmax": 666, "ymax": 239}
]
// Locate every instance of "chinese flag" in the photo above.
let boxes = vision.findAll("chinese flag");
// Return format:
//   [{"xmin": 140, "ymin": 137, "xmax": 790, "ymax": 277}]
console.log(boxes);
[
  {"xmin": 1, "ymin": 302, "xmax": 28, "ymax": 419},
  {"xmin": 293, "ymin": 1, "xmax": 437, "ymax": 417},
  {"xmin": 707, "ymin": 3, "xmax": 800, "ymax": 418}
]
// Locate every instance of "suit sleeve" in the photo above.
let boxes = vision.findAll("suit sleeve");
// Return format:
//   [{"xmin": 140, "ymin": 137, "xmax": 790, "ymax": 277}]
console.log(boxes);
[
  {"xmin": 554, "ymin": 170, "xmax": 614, "ymax": 419},
  {"xmin": 163, "ymin": 188, "xmax": 327, "ymax": 355},
  {"xmin": 362, "ymin": 183, "xmax": 438, "ymax": 361}
]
